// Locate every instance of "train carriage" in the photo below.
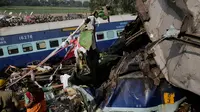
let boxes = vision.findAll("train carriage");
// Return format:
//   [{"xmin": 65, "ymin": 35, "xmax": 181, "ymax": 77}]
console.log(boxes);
[{"xmin": 0, "ymin": 14, "xmax": 136, "ymax": 71}]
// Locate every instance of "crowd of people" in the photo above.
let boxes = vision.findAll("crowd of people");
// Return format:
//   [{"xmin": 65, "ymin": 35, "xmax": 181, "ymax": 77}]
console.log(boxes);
[
  {"xmin": 0, "ymin": 13, "xmax": 86, "ymax": 28},
  {"xmin": 0, "ymin": 77, "xmax": 68, "ymax": 112}
]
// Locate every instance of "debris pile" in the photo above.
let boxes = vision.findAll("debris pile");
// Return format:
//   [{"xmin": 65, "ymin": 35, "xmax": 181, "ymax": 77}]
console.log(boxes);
[{"xmin": 2, "ymin": 1, "xmax": 200, "ymax": 112}]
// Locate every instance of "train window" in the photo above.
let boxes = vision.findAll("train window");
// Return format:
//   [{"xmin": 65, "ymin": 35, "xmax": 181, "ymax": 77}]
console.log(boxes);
[
  {"xmin": 50, "ymin": 40, "xmax": 59, "ymax": 48},
  {"xmin": 96, "ymin": 33, "xmax": 104, "ymax": 40},
  {"xmin": 117, "ymin": 30, "xmax": 123, "ymax": 37},
  {"xmin": 22, "ymin": 43, "xmax": 33, "ymax": 52},
  {"xmin": 0, "ymin": 48, "xmax": 3, "ymax": 56},
  {"xmin": 107, "ymin": 31, "xmax": 115, "ymax": 39},
  {"xmin": 36, "ymin": 41, "xmax": 46, "ymax": 50},
  {"xmin": 8, "ymin": 45, "xmax": 19, "ymax": 55}
]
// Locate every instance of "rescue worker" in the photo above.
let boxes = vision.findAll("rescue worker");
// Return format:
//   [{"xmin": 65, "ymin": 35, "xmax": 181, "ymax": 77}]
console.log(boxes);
[
  {"xmin": 93, "ymin": 5, "xmax": 111, "ymax": 22},
  {"xmin": 0, "ymin": 78, "xmax": 19, "ymax": 112},
  {"xmin": 24, "ymin": 82, "xmax": 47, "ymax": 112}
]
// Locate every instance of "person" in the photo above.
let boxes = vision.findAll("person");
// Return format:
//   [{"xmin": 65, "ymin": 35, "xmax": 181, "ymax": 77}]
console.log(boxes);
[
  {"xmin": 0, "ymin": 78, "xmax": 19, "ymax": 112},
  {"xmin": 24, "ymin": 82, "xmax": 47, "ymax": 112}
]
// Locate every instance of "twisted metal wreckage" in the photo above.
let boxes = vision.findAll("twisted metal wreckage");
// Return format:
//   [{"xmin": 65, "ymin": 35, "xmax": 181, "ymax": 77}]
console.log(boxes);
[{"xmin": 3, "ymin": 0, "xmax": 200, "ymax": 111}]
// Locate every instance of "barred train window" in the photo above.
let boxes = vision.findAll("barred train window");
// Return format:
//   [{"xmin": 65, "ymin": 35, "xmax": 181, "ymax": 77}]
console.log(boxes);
[
  {"xmin": 22, "ymin": 43, "xmax": 33, "ymax": 52},
  {"xmin": 0, "ymin": 48, "xmax": 3, "ymax": 56},
  {"xmin": 96, "ymin": 33, "xmax": 104, "ymax": 40},
  {"xmin": 50, "ymin": 40, "xmax": 59, "ymax": 48},
  {"xmin": 36, "ymin": 41, "xmax": 46, "ymax": 50},
  {"xmin": 8, "ymin": 45, "xmax": 19, "ymax": 55}
]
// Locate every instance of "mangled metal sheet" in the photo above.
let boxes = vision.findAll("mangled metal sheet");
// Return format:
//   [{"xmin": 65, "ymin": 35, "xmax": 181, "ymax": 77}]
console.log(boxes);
[
  {"xmin": 140, "ymin": 0, "xmax": 200, "ymax": 95},
  {"xmin": 100, "ymin": 73, "xmax": 185, "ymax": 112}
]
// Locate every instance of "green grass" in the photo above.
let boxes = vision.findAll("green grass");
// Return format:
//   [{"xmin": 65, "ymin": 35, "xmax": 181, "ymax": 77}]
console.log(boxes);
[{"xmin": 0, "ymin": 6, "xmax": 90, "ymax": 14}]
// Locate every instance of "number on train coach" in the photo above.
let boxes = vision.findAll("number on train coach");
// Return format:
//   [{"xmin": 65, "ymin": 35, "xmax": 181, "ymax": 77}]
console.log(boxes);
[{"xmin": 164, "ymin": 93, "xmax": 175, "ymax": 104}]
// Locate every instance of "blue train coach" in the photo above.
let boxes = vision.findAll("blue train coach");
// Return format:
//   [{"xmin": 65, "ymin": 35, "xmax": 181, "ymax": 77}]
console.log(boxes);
[{"xmin": 0, "ymin": 14, "xmax": 136, "ymax": 71}]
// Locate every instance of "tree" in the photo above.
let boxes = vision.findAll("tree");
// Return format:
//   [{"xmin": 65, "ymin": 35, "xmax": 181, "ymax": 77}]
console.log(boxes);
[
  {"xmin": 40, "ymin": 0, "xmax": 48, "ymax": 6},
  {"xmin": 83, "ymin": 1, "xmax": 89, "ymax": 7},
  {"xmin": 121, "ymin": 0, "xmax": 136, "ymax": 13},
  {"xmin": 0, "ymin": 0, "xmax": 11, "ymax": 6},
  {"xmin": 29, "ymin": 0, "xmax": 41, "ymax": 6},
  {"xmin": 57, "ymin": 0, "xmax": 66, "ymax": 6},
  {"xmin": 89, "ymin": 0, "xmax": 107, "ymax": 11},
  {"xmin": 8, "ymin": 0, "xmax": 25, "ymax": 6},
  {"xmin": 48, "ymin": 0, "xmax": 59, "ymax": 6},
  {"xmin": 69, "ymin": 0, "xmax": 75, "ymax": 7},
  {"xmin": 74, "ymin": 1, "xmax": 82, "ymax": 7},
  {"xmin": 89, "ymin": 0, "xmax": 136, "ymax": 14}
]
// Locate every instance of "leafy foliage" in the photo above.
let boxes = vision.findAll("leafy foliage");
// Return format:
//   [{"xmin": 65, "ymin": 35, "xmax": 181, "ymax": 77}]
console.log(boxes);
[
  {"xmin": 89, "ymin": 0, "xmax": 136, "ymax": 14},
  {"xmin": 0, "ymin": 0, "xmax": 10, "ymax": 6}
]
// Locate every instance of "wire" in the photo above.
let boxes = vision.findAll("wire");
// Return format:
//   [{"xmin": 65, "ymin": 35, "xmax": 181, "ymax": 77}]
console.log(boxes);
[{"xmin": 7, "ymin": 19, "xmax": 86, "ymax": 88}]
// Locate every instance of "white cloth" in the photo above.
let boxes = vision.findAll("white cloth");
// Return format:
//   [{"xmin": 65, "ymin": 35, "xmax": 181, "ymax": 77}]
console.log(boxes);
[
  {"xmin": 60, "ymin": 74, "xmax": 71, "ymax": 89},
  {"xmin": 43, "ymin": 66, "xmax": 52, "ymax": 70},
  {"xmin": 10, "ymin": 72, "xmax": 21, "ymax": 79},
  {"xmin": 61, "ymin": 41, "xmax": 67, "ymax": 48},
  {"xmin": 74, "ymin": 46, "xmax": 87, "ymax": 59},
  {"xmin": 87, "ymin": 16, "xmax": 96, "ymax": 30}
]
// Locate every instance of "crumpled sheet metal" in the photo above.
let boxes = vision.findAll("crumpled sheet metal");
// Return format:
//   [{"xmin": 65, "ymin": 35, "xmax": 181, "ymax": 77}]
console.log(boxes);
[
  {"xmin": 100, "ymin": 73, "xmax": 185, "ymax": 112},
  {"xmin": 142, "ymin": 0, "xmax": 200, "ymax": 95}
]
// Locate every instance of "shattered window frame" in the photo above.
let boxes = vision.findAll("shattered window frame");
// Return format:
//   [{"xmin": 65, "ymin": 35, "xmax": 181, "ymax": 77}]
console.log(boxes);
[
  {"xmin": 107, "ymin": 31, "xmax": 115, "ymax": 39},
  {"xmin": 0, "ymin": 48, "xmax": 3, "ymax": 56},
  {"xmin": 49, "ymin": 40, "xmax": 59, "ymax": 48},
  {"xmin": 22, "ymin": 43, "xmax": 33, "ymax": 52},
  {"xmin": 36, "ymin": 41, "xmax": 46, "ymax": 50},
  {"xmin": 62, "ymin": 38, "xmax": 67, "ymax": 42},
  {"xmin": 117, "ymin": 30, "xmax": 123, "ymax": 37},
  {"xmin": 96, "ymin": 33, "xmax": 105, "ymax": 40},
  {"xmin": 7, "ymin": 45, "xmax": 19, "ymax": 55}
]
